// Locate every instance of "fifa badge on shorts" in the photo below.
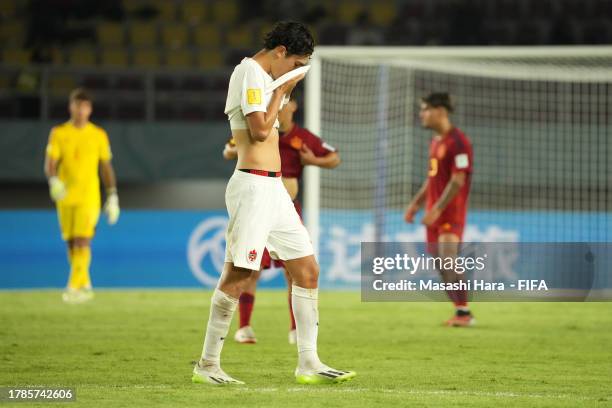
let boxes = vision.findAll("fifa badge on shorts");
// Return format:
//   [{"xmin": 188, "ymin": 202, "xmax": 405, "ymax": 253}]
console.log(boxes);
[{"xmin": 248, "ymin": 249, "xmax": 257, "ymax": 263}]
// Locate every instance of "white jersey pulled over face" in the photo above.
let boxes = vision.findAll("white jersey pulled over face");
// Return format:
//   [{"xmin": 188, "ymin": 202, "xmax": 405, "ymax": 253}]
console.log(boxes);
[{"xmin": 224, "ymin": 57, "xmax": 289, "ymax": 131}]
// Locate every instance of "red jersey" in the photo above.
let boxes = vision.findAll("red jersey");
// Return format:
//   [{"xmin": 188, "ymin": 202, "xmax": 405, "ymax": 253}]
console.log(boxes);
[
  {"xmin": 278, "ymin": 124, "xmax": 337, "ymax": 179},
  {"xmin": 426, "ymin": 127, "xmax": 473, "ymax": 225}
]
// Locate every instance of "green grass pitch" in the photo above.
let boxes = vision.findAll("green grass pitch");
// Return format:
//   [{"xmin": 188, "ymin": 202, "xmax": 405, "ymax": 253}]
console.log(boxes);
[{"xmin": 1, "ymin": 290, "xmax": 611, "ymax": 407}]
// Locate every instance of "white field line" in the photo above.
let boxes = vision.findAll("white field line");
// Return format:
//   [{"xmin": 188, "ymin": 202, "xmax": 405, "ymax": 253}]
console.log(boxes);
[{"xmin": 71, "ymin": 385, "xmax": 609, "ymax": 401}]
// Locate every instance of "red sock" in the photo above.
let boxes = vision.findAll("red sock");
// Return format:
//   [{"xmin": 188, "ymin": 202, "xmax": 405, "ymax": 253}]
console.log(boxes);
[
  {"xmin": 455, "ymin": 289, "xmax": 469, "ymax": 309},
  {"xmin": 238, "ymin": 292, "xmax": 255, "ymax": 328},
  {"xmin": 445, "ymin": 289, "xmax": 458, "ymax": 305},
  {"xmin": 288, "ymin": 292, "xmax": 296, "ymax": 330}
]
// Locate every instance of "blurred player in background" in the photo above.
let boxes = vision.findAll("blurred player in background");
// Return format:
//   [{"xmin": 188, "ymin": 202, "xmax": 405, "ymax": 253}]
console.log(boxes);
[
  {"xmin": 44, "ymin": 88, "xmax": 120, "ymax": 304},
  {"xmin": 404, "ymin": 92, "xmax": 475, "ymax": 327},
  {"xmin": 222, "ymin": 93, "xmax": 340, "ymax": 345},
  {"xmin": 193, "ymin": 21, "xmax": 355, "ymax": 386}
]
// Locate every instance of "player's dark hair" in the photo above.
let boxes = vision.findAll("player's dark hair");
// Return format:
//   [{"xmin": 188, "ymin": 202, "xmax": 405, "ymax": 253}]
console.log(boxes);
[
  {"xmin": 422, "ymin": 92, "xmax": 454, "ymax": 113},
  {"xmin": 289, "ymin": 88, "xmax": 301, "ymax": 103},
  {"xmin": 264, "ymin": 21, "xmax": 315, "ymax": 56},
  {"xmin": 69, "ymin": 88, "xmax": 92, "ymax": 103}
]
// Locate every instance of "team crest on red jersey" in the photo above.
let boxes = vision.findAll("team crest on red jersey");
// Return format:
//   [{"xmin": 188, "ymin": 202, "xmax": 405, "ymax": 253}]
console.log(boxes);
[
  {"xmin": 248, "ymin": 249, "xmax": 257, "ymax": 262},
  {"xmin": 290, "ymin": 136, "xmax": 303, "ymax": 150}
]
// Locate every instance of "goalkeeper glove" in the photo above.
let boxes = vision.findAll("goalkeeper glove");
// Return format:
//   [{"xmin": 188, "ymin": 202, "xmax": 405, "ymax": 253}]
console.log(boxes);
[
  {"xmin": 104, "ymin": 191, "xmax": 120, "ymax": 225},
  {"xmin": 48, "ymin": 176, "xmax": 66, "ymax": 201}
]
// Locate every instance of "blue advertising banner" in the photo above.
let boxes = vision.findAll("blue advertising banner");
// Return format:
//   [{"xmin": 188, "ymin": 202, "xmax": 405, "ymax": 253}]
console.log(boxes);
[{"xmin": 0, "ymin": 209, "xmax": 610, "ymax": 289}]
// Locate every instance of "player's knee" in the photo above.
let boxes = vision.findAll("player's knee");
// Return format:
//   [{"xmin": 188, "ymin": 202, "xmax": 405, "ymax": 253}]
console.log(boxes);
[
  {"xmin": 72, "ymin": 237, "xmax": 91, "ymax": 248},
  {"xmin": 302, "ymin": 262, "xmax": 319, "ymax": 287},
  {"xmin": 218, "ymin": 266, "xmax": 257, "ymax": 296}
]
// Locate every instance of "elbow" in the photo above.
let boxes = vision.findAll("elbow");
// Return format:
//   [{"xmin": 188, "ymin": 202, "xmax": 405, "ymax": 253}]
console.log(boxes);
[
  {"xmin": 453, "ymin": 177, "xmax": 466, "ymax": 188},
  {"xmin": 451, "ymin": 172, "xmax": 466, "ymax": 188},
  {"xmin": 252, "ymin": 129, "xmax": 269, "ymax": 142},
  {"xmin": 451, "ymin": 179, "xmax": 465, "ymax": 190}
]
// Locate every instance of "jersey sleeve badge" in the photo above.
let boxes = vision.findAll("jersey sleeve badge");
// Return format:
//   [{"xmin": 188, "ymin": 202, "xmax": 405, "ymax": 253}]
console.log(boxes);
[
  {"xmin": 246, "ymin": 89, "xmax": 262, "ymax": 105},
  {"xmin": 290, "ymin": 136, "xmax": 303, "ymax": 150},
  {"xmin": 455, "ymin": 153, "xmax": 469, "ymax": 169}
]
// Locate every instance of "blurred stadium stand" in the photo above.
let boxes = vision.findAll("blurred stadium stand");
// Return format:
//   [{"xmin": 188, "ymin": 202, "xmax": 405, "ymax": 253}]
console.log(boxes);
[
  {"xmin": 0, "ymin": 0, "xmax": 610, "ymax": 209},
  {"xmin": 0, "ymin": 0, "xmax": 610, "ymax": 121}
]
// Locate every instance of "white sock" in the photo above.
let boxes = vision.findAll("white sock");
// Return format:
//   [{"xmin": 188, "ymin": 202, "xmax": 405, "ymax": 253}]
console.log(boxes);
[
  {"xmin": 291, "ymin": 285, "xmax": 323, "ymax": 372},
  {"xmin": 200, "ymin": 289, "xmax": 238, "ymax": 366}
]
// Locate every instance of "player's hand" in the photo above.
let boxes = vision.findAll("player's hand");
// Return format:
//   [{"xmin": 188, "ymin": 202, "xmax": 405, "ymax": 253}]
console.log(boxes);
[
  {"xmin": 299, "ymin": 144, "xmax": 317, "ymax": 165},
  {"xmin": 278, "ymin": 73, "xmax": 305, "ymax": 95},
  {"xmin": 223, "ymin": 143, "xmax": 238, "ymax": 160},
  {"xmin": 104, "ymin": 193, "xmax": 120, "ymax": 226},
  {"xmin": 421, "ymin": 207, "xmax": 441, "ymax": 227},
  {"xmin": 48, "ymin": 176, "xmax": 66, "ymax": 201},
  {"xmin": 404, "ymin": 204, "xmax": 419, "ymax": 223}
]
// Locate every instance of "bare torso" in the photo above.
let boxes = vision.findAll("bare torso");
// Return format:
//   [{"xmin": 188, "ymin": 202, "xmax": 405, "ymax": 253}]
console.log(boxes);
[
  {"xmin": 233, "ymin": 128, "xmax": 281, "ymax": 172},
  {"xmin": 282, "ymin": 177, "xmax": 299, "ymax": 200}
]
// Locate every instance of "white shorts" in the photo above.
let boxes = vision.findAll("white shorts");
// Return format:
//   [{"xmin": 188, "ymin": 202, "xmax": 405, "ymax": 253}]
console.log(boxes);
[{"xmin": 224, "ymin": 170, "xmax": 314, "ymax": 269}]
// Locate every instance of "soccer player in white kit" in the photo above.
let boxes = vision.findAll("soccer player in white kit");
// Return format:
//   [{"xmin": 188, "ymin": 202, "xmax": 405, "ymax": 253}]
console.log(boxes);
[{"xmin": 192, "ymin": 21, "xmax": 356, "ymax": 385}]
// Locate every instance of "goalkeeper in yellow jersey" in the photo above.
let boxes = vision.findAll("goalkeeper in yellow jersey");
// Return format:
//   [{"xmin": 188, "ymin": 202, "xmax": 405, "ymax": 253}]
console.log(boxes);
[{"xmin": 44, "ymin": 88, "xmax": 120, "ymax": 303}]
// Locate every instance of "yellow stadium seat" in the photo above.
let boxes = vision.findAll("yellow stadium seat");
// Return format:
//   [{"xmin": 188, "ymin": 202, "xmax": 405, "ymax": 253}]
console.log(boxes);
[
  {"xmin": 133, "ymin": 49, "xmax": 160, "ymax": 67},
  {"xmin": 338, "ymin": 1, "xmax": 364, "ymax": 24},
  {"xmin": 211, "ymin": 0, "xmax": 237, "ymax": 24},
  {"xmin": 196, "ymin": 50, "xmax": 223, "ymax": 69},
  {"xmin": 307, "ymin": 0, "xmax": 335, "ymax": 16},
  {"xmin": 123, "ymin": 0, "xmax": 143, "ymax": 13},
  {"xmin": 369, "ymin": 1, "xmax": 396, "ymax": 25},
  {"xmin": 150, "ymin": 0, "xmax": 177, "ymax": 20},
  {"xmin": 181, "ymin": 0, "xmax": 207, "ymax": 23},
  {"xmin": 161, "ymin": 24, "xmax": 189, "ymax": 48},
  {"xmin": 49, "ymin": 48, "xmax": 64, "ymax": 65},
  {"xmin": 166, "ymin": 49, "xmax": 193, "ymax": 67},
  {"xmin": 68, "ymin": 47, "xmax": 97, "ymax": 66},
  {"xmin": 0, "ymin": 0, "xmax": 16, "ymax": 18},
  {"xmin": 306, "ymin": 24, "xmax": 319, "ymax": 44},
  {"xmin": 193, "ymin": 25, "xmax": 221, "ymax": 47},
  {"xmin": 49, "ymin": 74, "xmax": 77, "ymax": 94},
  {"xmin": 226, "ymin": 26, "xmax": 253, "ymax": 48},
  {"xmin": 258, "ymin": 23, "xmax": 275, "ymax": 43},
  {"xmin": 0, "ymin": 75, "xmax": 11, "ymax": 89},
  {"xmin": 0, "ymin": 21, "xmax": 25, "ymax": 47},
  {"xmin": 2, "ymin": 49, "xmax": 30, "ymax": 65},
  {"xmin": 101, "ymin": 49, "xmax": 128, "ymax": 66},
  {"xmin": 130, "ymin": 22, "xmax": 158, "ymax": 47},
  {"xmin": 97, "ymin": 22, "xmax": 125, "ymax": 46}
]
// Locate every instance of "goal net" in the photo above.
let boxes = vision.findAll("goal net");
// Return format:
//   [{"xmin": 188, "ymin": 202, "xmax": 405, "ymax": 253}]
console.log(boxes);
[{"xmin": 304, "ymin": 47, "xmax": 612, "ymax": 283}]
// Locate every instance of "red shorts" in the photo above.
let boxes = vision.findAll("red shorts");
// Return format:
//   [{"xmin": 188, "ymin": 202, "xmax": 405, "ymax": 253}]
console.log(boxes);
[
  {"xmin": 261, "ymin": 200, "xmax": 302, "ymax": 270},
  {"xmin": 426, "ymin": 221, "xmax": 464, "ymax": 255}
]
